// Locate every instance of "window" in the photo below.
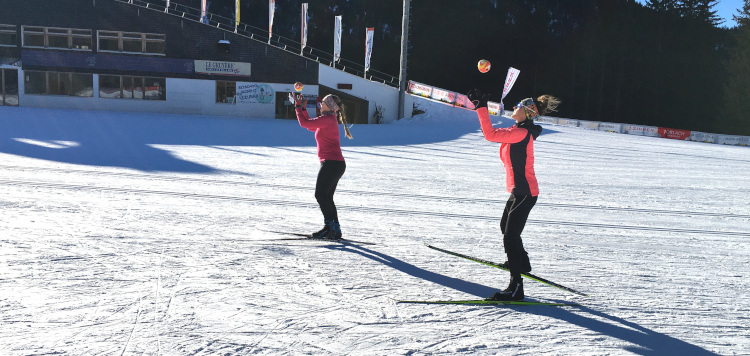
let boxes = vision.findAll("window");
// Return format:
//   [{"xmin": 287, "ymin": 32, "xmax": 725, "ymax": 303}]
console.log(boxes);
[
  {"xmin": 97, "ymin": 31, "xmax": 165, "ymax": 55},
  {"xmin": 0, "ymin": 24, "xmax": 17, "ymax": 47},
  {"xmin": 24, "ymin": 71, "xmax": 93, "ymax": 97},
  {"xmin": 21, "ymin": 26, "xmax": 91, "ymax": 50},
  {"xmin": 99, "ymin": 75, "xmax": 166, "ymax": 101},
  {"xmin": 216, "ymin": 81, "xmax": 236, "ymax": 103}
]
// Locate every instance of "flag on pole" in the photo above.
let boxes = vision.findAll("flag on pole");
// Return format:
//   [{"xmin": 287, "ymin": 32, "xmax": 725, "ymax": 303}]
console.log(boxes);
[
  {"xmin": 500, "ymin": 67, "xmax": 520, "ymax": 113},
  {"xmin": 334, "ymin": 16, "xmax": 342, "ymax": 63},
  {"xmin": 269, "ymin": 0, "xmax": 275, "ymax": 42},
  {"xmin": 301, "ymin": 3, "xmax": 308, "ymax": 53},
  {"xmin": 201, "ymin": 0, "xmax": 207, "ymax": 24},
  {"xmin": 365, "ymin": 27, "xmax": 374, "ymax": 73},
  {"xmin": 235, "ymin": 0, "xmax": 240, "ymax": 31}
]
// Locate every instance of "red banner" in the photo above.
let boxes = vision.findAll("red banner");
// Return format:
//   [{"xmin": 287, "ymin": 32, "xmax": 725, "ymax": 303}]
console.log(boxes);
[{"xmin": 658, "ymin": 127, "xmax": 691, "ymax": 140}]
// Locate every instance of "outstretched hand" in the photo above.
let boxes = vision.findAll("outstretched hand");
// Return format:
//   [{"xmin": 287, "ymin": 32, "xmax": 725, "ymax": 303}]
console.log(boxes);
[
  {"xmin": 288, "ymin": 92, "xmax": 308, "ymax": 108},
  {"xmin": 467, "ymin": 89, "xmax": 490, "ymax": 110}
]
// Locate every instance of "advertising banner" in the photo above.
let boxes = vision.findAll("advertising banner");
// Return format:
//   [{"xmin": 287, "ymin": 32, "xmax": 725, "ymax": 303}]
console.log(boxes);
[
  {"xmin": 431, "ymin": 88, "xmax": 455, "ymax": 104},
  {"xmin": 717, "ymin": 135, "xmax": 750, "ymax": 146},
  {"xmin": 236, "ymin": 83, "xmax": 275, "ymax": 104},
  {"xmin": 334, "ymin": 16, "xmax": 342, "ymax": 62},
  {"xmin": 688, "ymin": 131, "xmax": 717, "ymax": 143},
  {"xmin": 195, "ymin": 60, "xmax": 251, "ymax": 76},
  {"xmin": 201, "ymin": 0, "xmax": 208, "ymax": 24},
  {"xmin": 500, "ymin": 67, "xmax": 520, "ymax": 112},
  {"xmin": 597, "ymin": 123, "xmax": 622, "ymax": 133},
  {"xmin": 407, "ymin": 81, "xmax": 432, "ymax": 98},
  {"xmin": 488, "ymin": 101, "xmax": 502, "ymax": 116},
  {"xmin": 269, "ymin": 0, "xmax": 275, "ymax": 40},
  {"xmin": 658, "ymin": 127, "xmax": 691, "ymax": 140},
  {"xmin": 235, "ymin": 0, "xmax": 240, "ymax": 29},
  {"xmin": 454, "ymin": 94, "xmax": 473, "ymax": 109},
  {"xmin": 301, "ymin": 3, "xmax": 308, "ymax": 51},
  {"xmin": 365, "ymin": 27, "xmax": 374, "ymax": 72}
]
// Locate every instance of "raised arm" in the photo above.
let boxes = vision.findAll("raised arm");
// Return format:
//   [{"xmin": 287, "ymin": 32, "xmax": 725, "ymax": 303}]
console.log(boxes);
[{"xmin": 477, "ymin": 107, "xmax": 527, "ymax": 144}]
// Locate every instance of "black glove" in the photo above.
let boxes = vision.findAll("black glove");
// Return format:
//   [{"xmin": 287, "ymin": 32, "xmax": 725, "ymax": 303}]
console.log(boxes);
[
  {"xmin": 288, "ymin": 93, "xmax": 307, "ymax": 108},
  {"xmin": 467, "ymin": 89, "xmax": 490, "ymax": 109}
]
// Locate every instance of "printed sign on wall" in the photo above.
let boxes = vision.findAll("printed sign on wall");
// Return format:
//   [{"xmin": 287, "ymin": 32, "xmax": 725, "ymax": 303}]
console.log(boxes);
[
  {"xmin": 236, "ymin": 83, "xmax": 274, "ymax": 104},
  {"xmin": 195, "ymin": 60, "xmax": 251, "ymax": 76}
]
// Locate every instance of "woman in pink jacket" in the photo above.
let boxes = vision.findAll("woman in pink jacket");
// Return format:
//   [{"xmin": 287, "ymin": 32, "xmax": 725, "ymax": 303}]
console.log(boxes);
[
  {"xmin": 290, "ymin": 93, "xmax": 353, "ymax": 239},
  {"xmin": 474, "ymin": 93, "xmax": 560, "ymax": 301}
]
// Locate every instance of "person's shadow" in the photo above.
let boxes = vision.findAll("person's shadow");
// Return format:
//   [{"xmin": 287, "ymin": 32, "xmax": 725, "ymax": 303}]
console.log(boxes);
[
  {"xmin": 0, "ymin": 107, "xmax": 558, "ymax": 172},
  {"xmin": 320, "ymin": 243, "xmax": 718, "ymax": 356}
]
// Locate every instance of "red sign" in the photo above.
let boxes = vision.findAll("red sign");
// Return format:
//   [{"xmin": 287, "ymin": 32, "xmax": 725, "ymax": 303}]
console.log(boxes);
[{"xmin": 658, "ymin": 127, "xmax": 691, "ymax": 140}]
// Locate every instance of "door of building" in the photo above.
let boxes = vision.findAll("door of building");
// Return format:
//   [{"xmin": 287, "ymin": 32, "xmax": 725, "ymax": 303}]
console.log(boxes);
[{"xmin": 1, "ymin": 69, "xmax": 19, "ymax": 106}]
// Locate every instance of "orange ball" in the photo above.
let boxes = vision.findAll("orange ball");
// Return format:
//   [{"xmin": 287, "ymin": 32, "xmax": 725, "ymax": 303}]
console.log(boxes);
[
  {"xmin": 477, "ymin": 59, "xmax": 491, "ymax": 73},
  {"xmin": 294, "ymin": 82, "xmax": 304, "ymax": 92}
]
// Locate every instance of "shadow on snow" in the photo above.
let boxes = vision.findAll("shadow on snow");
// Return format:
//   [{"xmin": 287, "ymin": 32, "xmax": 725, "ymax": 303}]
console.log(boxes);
[
  {"xmin": 0, "ymin": 106, "xmax": 558, "ymax": 173},
  {"xmin": 329, "ymin": 244, "xmax": 718, "ymax": 356}
]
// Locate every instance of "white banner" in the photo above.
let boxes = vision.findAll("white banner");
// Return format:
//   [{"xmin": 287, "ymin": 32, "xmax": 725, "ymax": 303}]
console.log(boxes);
[
  {"xmin": 487, "ymin": 101, "xmax": 502, "ymax": 116},
  {"xmin": 598, "ymin": 123, "xmax": 623, "ymax": 133},
  {"xmin": 194, "ymin": 60, "xmax": 251, "ymax": 76},
  {"xmin": 365, "ymin": 27, "xmax": 374, "ymax": 72},
  {"xmin": 500, "ymin": 67, "xmax": 520, "ymax": 111},
  {"xmin": 688, "ymin": 131, "xmax": 717, "ymax": 143},
  {"xmin": 269, "ymin": 0, "xmax": 275, "ymax": 41},
  {"xmin": 301, "ymin": 3, "xmax": 308, "ymax": 51},
  {"xmin": 431, "ymin": 88, "xmax": 455, "ymax": 104},
  {"xmin": 334, "ymin": 16, "xmax": 342, "ymax": 63},
  {"xmin": 407, "ymin": 81, "xmax": 432, "ymax": 98}
]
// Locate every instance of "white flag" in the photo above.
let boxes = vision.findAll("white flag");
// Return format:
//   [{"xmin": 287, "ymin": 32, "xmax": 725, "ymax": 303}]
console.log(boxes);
[
  {"xmin": 269, "ymin": 0, "xmax": 275, "ymax": 41},
  {"xmin": 365, "ymin": 27, "xmax": 374, "ymax": 73},
  {"xmin": 501, "ymin": 67, "xmax": 520, "ymax": 112},
  {"xmin": 301, "ymin": 3, "xmax": 308, "ymax": 51},
  {"xmin": 334, "ymin": 16, "xmax": 342, "ymax": 63}
]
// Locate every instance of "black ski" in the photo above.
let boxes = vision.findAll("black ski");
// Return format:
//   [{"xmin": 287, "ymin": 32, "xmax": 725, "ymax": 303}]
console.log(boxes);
[
  {"xmin": 397, "ymin": 299, "xmax": 581, "ymax": 307},
  {"xmin": 425, "ymin": 243, "xmax": 588, "ymax": 296},
  {"xmin": 260, "ymin": 230, "xmax": 376, "ymax": 245}
]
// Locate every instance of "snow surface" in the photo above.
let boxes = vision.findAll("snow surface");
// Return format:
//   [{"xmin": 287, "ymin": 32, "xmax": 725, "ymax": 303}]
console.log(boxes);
[{"xmin": 0, "ymin": 99, "xmax": 748, "ymax": 355}]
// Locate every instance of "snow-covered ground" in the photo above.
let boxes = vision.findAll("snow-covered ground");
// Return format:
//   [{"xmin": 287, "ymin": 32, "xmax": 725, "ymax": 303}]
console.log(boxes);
[{"xmin": 0, "ymin": 99, "xmax": 748, "ymax": 355}]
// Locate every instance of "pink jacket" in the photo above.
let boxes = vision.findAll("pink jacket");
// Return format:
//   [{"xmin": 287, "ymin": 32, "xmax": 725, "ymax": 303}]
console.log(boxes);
[
  {"xmin": 477, "ymin": 107, "xmax": 541, "ymax": 196},
  {"xmin": 296, "ymin": 107, "xmax": 345, "ymax": 162}
]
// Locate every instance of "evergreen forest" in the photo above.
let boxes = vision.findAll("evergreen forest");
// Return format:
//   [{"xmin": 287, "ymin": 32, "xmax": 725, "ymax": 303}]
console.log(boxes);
[{"xmin": 159, "ymin": 0, "xmax": 750, "ymax": 135}]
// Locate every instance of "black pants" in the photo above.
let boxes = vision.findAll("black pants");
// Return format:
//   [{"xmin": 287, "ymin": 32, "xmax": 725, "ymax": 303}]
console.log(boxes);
[
  {"xmin": 500, "ymin": 194, "xmax": 538, "ymax": 276},
  {"xmin": 315, "ymin": 160, "xmax": 346, "ymax": 222}
]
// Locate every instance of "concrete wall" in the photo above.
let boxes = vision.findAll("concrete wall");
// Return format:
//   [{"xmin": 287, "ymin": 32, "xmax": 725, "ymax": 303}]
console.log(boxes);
[{"xmin": 318, "ymin": 64, "xmax": 399, "ymax": 124}]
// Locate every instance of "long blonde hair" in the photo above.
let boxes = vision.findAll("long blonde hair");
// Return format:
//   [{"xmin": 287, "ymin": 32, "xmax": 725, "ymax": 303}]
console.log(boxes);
[
  {"xmin": 326, "ymin": 95, "xmax": 353, "ymax": 139},
  {"xmin": 535, "ymin": 95, "xmax": 561, "ymax": 116}
]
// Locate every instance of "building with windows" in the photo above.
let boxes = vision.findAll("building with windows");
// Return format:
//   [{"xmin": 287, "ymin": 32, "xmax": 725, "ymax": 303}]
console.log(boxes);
[{"xmin": 0, "ymin": 0, "xmax": 402, "ymax": 123}]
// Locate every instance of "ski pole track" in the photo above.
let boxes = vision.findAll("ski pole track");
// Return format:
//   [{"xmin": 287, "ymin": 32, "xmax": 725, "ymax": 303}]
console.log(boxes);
[
  {"xmin": 2, "ymin": 164, "xmax": 749, "ymax": 220},
  {"xmin": 3, "ymin": 176, "xmax": 748, "ymax": 239}
]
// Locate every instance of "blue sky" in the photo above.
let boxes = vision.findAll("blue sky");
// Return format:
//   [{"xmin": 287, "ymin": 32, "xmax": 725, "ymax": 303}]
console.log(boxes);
[{"xmin": 635, "ymin": 0, "xmax": 744, "ymax": 28}]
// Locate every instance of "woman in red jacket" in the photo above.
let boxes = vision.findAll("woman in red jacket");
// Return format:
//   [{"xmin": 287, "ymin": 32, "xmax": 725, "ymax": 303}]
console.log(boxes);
[
  {"xmin": 290, "ymin": 93, "xmax": 353, "ymax": 239},
  {"xmin": 475, "ymin": 94, "xmax": 560, "ymax": 301}
]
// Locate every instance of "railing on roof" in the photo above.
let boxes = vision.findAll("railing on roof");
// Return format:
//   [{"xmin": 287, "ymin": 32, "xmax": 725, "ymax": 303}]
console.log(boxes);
[{"xmin": 113, "ymin": 0, "xmax": 400, "ymax": 88}]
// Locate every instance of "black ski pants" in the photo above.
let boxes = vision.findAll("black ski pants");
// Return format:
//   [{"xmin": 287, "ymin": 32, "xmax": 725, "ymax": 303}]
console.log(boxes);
[
  {"xmin": 500, "ymin": 193, "xmax": 538, "ymax": 277},
  {"xmin": 315, "ymin": 160, "xmax": 346, "ymax": 223}
]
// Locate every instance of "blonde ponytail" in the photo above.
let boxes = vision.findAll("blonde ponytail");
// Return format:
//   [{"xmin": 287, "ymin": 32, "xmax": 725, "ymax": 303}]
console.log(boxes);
[
  {"xmin": 536, "ymin": 95, "xmax": 561, "ymax": 116},
  {"xmin": 330, "ymin": 95, "xmax": 353, "ymax": 139}
]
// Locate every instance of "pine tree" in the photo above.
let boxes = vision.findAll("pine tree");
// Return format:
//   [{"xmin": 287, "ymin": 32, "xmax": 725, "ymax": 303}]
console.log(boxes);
[{"xmin": 722, "ymin": 0, "xmax": 750, "ymax": 135}]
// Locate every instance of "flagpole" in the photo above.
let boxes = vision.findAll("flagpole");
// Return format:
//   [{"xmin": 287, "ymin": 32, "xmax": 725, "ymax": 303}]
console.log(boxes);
[{"xmin": 398, "ymin": 0, "xmax": 411, "ymax": 120}]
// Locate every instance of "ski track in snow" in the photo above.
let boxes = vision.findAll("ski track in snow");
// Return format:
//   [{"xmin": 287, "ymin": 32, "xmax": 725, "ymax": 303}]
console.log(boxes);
[{"xmin": 0, "ymin": 103, "xmax": 748, "ymax": 355}]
